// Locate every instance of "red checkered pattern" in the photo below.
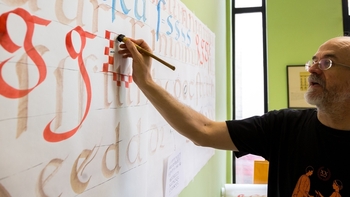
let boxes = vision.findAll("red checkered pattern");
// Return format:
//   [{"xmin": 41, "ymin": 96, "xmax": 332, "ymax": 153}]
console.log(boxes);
[
  {"xmin": 114, "ymin": 73, "xmax": 133, "ymax": 88},
  {"xmin": 103, "ymin": 30, "xmax": 133, "ymax": 88}
]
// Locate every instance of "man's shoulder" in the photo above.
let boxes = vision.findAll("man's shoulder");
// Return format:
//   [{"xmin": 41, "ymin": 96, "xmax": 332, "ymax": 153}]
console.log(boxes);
[{"xmin": 266, "ymin": 108, "xmax": 317, "ymax": 118}]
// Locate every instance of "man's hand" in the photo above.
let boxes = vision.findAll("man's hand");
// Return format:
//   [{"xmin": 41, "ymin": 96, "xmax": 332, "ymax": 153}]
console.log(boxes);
[{"xmin": 118, "ymin": 38, "xmax": 153, "ymax": 88}]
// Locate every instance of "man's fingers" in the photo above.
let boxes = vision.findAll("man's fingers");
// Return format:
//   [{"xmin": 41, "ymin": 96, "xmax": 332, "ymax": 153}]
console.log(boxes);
[
  {"xmin": 123, "ymin": 38, "xmax": 139, "ymax": 57},
  {"xmin": 117, "ymin": 48, "xmax": 129, "ymax": 54},
  {"xmin": 133, "ymin": 39, "xmax": 151, "ymax": 52},
  {"xmin": 118, "ymin": 37, "xmax": 151, "ymax": 60}
]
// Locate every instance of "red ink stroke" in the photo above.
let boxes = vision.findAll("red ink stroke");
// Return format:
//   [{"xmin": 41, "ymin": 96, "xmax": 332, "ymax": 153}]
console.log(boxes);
[
  {"xmin": 0, "ymin": 8, "xmax": 51, "ymax": 98},
  {"xmin": 43, "ymin": 26, "xmax": 96, "ymax": 142},
  {"xmin": 102, "ymin": 30, "xmax": 133, "ymax": 88},
  {"xmin": 195, "ymin": 34, "xmax": 211, "ymax": 65},
  {"xmin": 195, "ymin": 34, "xmax": 203, "ymax": 65}
]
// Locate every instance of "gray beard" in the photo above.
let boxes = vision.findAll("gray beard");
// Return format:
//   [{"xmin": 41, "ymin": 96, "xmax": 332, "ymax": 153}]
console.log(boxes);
[
  {"xmin": 305, "ymin": 84, "xmax": 350, "ymax": 113},
  {"xmin": 304, "ymin": 74, "xmax": 350, "ymax": 113}
]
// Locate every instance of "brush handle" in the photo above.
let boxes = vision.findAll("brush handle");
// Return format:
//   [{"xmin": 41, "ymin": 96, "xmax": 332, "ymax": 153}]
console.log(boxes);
[
  {"xmin": 134, "ymin": 45, "xmax": 176, "ymax": 71},
  {"xmin": 117, "ymin": 34, "xmax": 176, "ymax": 71}
]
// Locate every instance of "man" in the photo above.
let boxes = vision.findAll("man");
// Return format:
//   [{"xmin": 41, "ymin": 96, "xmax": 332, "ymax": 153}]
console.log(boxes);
[{"xmin": 118, "ymin": 36, "xmax": 350, "ymax": 196}]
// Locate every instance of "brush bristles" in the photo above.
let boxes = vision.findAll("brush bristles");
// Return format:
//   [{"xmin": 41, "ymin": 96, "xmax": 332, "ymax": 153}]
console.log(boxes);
[{"xmin": 116, "ymin": 34, "xmax": 125, "ymax": 42}]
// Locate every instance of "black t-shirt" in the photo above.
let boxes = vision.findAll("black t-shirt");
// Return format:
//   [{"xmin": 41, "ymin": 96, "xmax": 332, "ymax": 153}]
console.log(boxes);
[{"xmin": 226, "ymin": 108, "xmax": 350, "ymax": 197}]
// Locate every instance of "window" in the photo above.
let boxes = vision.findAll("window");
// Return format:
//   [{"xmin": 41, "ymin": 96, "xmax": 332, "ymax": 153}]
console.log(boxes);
[
  {"xmin": 232, "ymin": 0, "xmax": 267, "ymax": 184},
  {"xmin": 235, "ymin": 0, "xmax": 262, "ymax": 8}
]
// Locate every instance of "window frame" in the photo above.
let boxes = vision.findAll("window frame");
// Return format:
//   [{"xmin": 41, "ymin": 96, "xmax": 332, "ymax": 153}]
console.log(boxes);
[
  {"xmin": 232, "ymin": 2, "xmax": 268, "ymax": 118},
  {"xmin": 231, "ymin": 0, "xmax": 268, "ymax": 183},
  {"xmin": 342, "ymin": 0, "xmax": 350, "ymax": 35}
]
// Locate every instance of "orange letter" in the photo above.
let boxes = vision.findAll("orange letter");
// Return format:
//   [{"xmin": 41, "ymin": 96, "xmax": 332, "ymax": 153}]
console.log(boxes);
[
  {"xmin": 102, "ymin": 123, "xmax": 122, "ymax": 177},
  {"xmin": 37, "ymin": 158, "xmax": 64, "ymax": 197},
  {"xmin": 70, "ymin": 146, "xmax": 98, "ymax": 194}
]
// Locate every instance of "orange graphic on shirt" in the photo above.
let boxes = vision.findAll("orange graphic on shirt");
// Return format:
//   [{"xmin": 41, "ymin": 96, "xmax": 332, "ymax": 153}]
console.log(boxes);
[
  {"xmin": 292, "ymin": 166, "xmax": 314, "ymax": 197},
  {"xmin": 315, "ymin": 179, "xmax": 343, "ymax": 197}
]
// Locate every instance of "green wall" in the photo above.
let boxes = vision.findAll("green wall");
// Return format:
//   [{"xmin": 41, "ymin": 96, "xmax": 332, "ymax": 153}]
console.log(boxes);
[
  {"xmin": 179, "ymin": 0, "xmax": 231, "ymax": 197},
  {"xmin": 267, "ymin": 0, "xmax": 343, "ymax": 110},
  {"xmin": 177, "ymin": 0, "xmax": 344, "ymax": 196}
]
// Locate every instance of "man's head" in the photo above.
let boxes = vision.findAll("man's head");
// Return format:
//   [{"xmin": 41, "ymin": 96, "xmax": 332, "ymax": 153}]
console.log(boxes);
[
  {"xmin": 305, "ymin": 36, "xmax": 350, "ymax": 110},
  {"xmin": 305, "ymin": 166, "xmax": 314, "ymax": 176}
]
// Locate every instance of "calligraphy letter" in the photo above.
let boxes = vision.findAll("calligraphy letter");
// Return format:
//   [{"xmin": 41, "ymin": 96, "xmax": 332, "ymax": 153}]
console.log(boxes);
[
  {"xmin": 102, "ymin": 123, "xmax": 122, "ymax": 177},
  {"xmin": 43, "ymin": 26, "xmax": 96, "ymax": 142},
  {"xmin": 0, "ymin": 8, "xmax": 50, "ymax": 98},
  {"xmin": 37, "ymin": 158, "xmax": 64, "ymax": 197},
  {"xmin": 71, "ymin": 146, "xmax": 98, "ymax": 194}
]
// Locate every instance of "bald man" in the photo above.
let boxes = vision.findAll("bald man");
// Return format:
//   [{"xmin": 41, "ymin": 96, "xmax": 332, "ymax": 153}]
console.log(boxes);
[{"xmin": 118, "ymin": 36, "xmax": 350, "ymax": 196}]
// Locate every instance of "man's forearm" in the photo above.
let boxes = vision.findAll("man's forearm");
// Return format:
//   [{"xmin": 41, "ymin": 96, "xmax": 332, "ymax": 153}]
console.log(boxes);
[{"xmin": 137, "ymin": 79, "xmax": 213, "ymax": 146}]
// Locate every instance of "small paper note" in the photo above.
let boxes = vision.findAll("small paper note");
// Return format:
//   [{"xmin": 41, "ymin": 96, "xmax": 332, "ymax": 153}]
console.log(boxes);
[{"xmin": 164, "ymin": 150, "xmax": 183, "ymax": 197}]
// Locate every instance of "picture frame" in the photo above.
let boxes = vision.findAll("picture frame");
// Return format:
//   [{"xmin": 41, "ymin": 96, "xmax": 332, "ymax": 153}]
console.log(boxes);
[{"xmin": 287, "ymin": 65, "xmax": 315, "ymax": 108}]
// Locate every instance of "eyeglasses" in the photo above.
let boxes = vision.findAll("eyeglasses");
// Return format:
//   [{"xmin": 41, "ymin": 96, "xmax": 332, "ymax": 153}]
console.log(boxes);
[{"xmin": 305, "ymin": 58, "xmax": 350, "ymax": 71}]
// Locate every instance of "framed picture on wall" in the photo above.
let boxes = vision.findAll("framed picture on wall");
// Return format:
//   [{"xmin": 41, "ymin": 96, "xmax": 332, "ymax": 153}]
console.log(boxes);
[{"xmin": 287, "ymin": 65, "xmax": 316, "ymax": 109}]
